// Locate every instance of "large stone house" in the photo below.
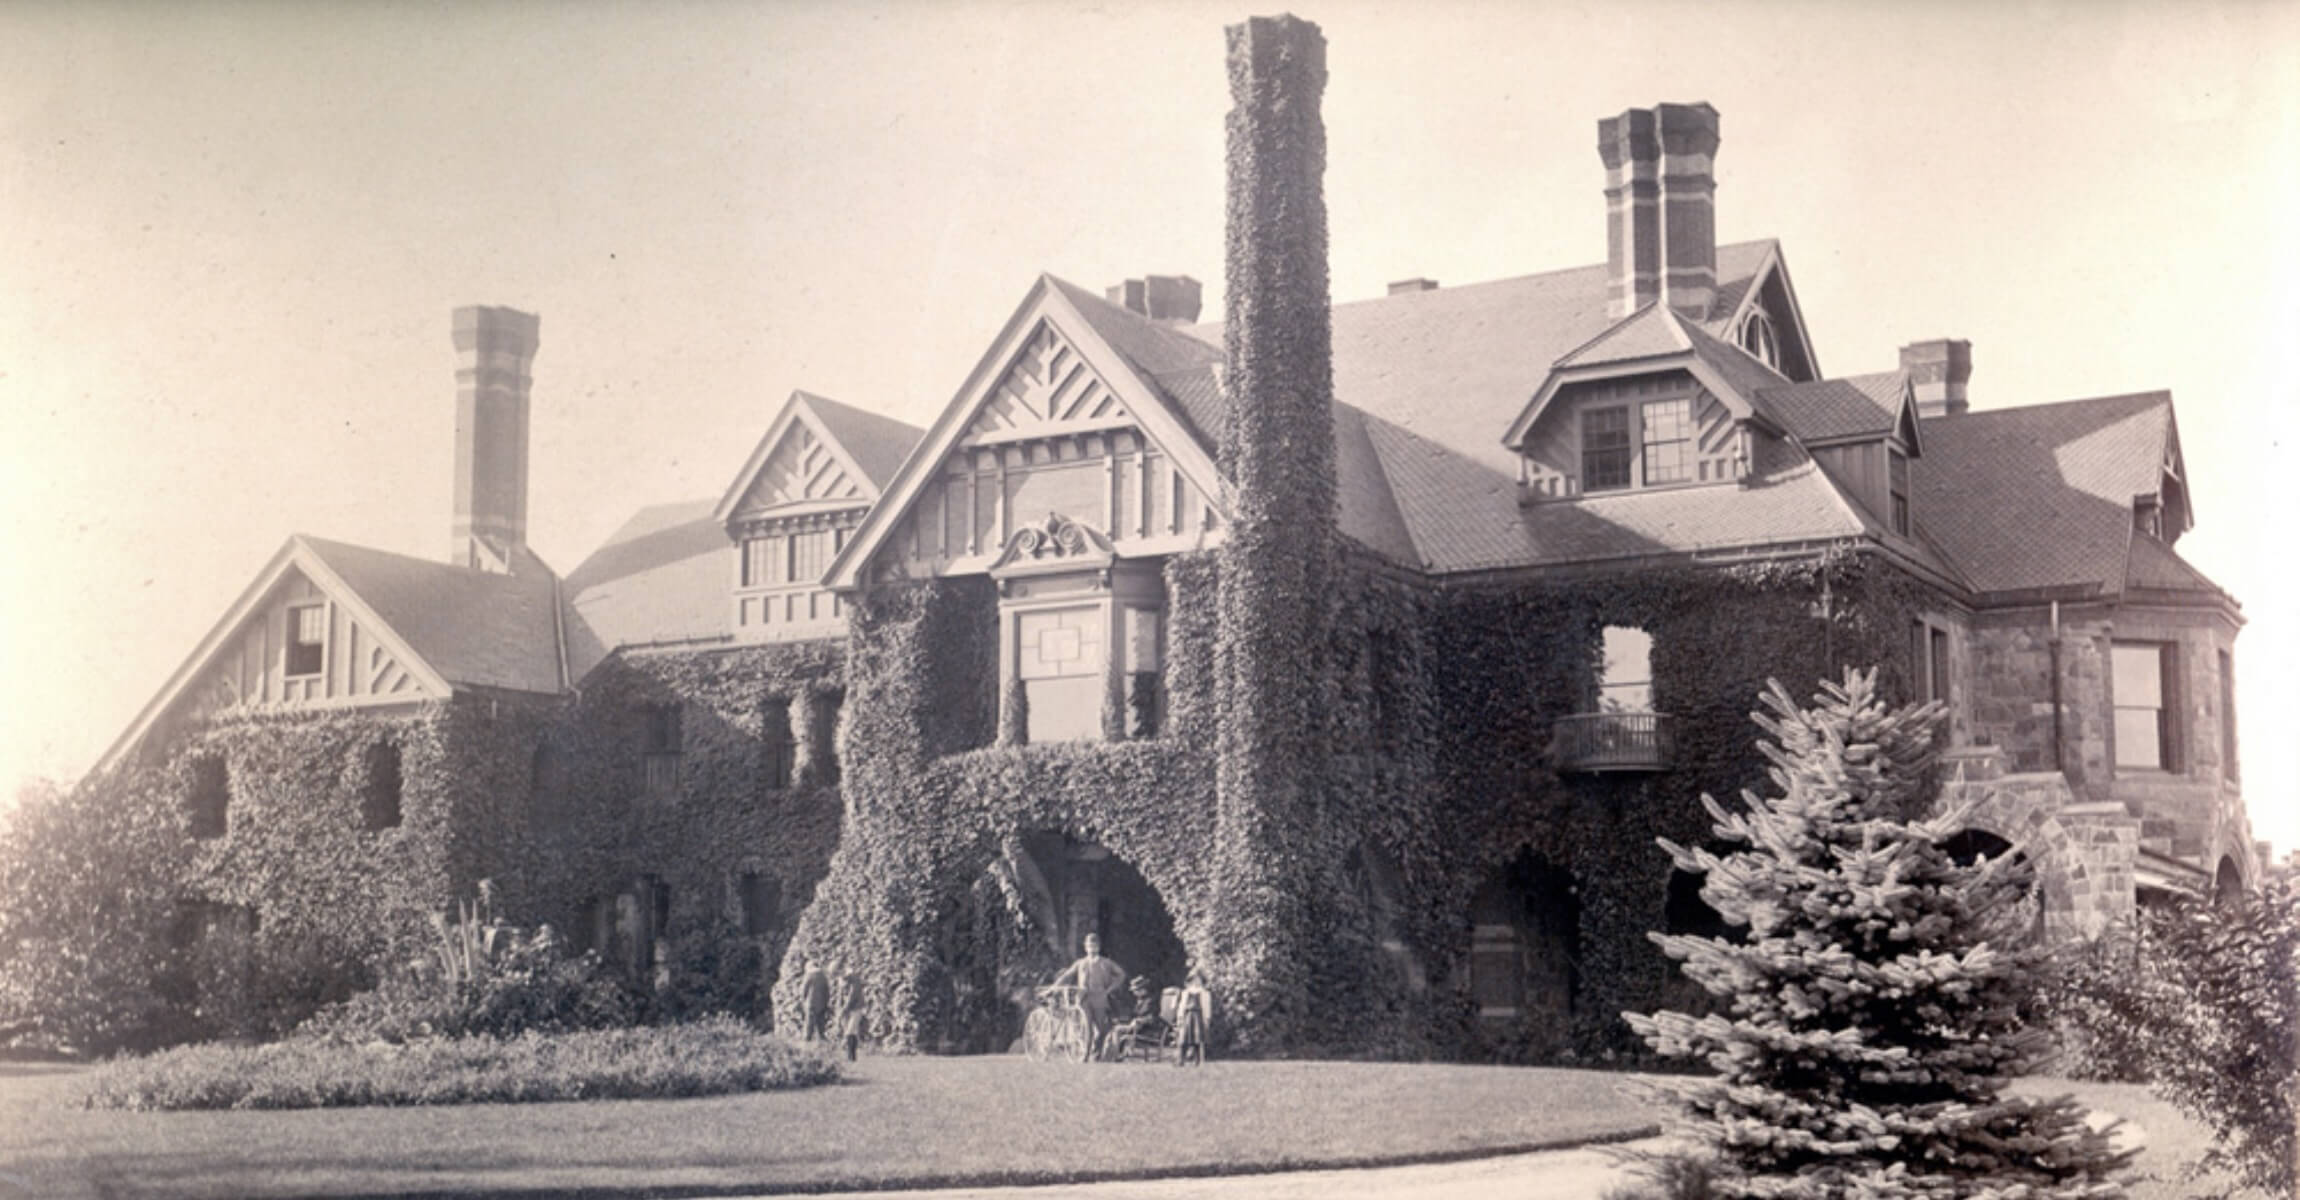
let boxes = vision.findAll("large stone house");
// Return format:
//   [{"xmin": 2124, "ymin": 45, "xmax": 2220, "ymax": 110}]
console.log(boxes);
[{"xmin": 98, "ymin": 17, "xmax": 2251, "ymax": 1057}]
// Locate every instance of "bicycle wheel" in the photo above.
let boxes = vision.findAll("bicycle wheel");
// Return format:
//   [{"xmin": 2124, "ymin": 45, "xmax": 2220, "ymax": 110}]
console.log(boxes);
[
  {"xmin": 1023, "ymin": 1007, "xmax": 1053, "ymax": 1062},
  {"xmin": 1059, "ymin": 1009, "xmax": 1091, "ymax": 1063}
]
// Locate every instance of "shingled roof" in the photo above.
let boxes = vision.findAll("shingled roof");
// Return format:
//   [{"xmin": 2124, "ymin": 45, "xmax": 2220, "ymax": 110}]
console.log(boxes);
[
  {"xmin": 562, "ymin": 499, "xmax": 729, "ymax": 678},
  {"xmin": 1759, "ymin": 373, "xmax": 1905, "ymax": 443},
  {"xmin": 299, "ymin": 536, "xmax": 565, "ymax": 694},
  {"xmin": 1912, "ymin": 392, "xmax": 2178, "ymax": 598}
]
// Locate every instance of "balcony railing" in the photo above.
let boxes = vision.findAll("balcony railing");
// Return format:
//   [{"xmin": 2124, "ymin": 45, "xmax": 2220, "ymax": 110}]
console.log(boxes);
[{"xmin": 1553, "ymin": 711, "xmax": 1675, "ymax": 773}]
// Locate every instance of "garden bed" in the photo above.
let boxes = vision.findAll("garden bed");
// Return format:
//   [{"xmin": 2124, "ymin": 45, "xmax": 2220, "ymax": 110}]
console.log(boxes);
[{"xmin": 75, "ymin": 1017, "xmax": 837, "ymax": 1110}]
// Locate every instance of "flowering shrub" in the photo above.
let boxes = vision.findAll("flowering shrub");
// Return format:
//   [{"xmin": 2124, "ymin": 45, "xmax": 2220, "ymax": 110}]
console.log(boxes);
[{"xmin": 298, "ymin": 883, "xmax": 634, "ymax": 1044}]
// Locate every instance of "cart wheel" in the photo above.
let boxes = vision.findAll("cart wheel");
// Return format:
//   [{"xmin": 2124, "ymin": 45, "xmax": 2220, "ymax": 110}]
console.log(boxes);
[{"xmin": 1023, "ymin": 1008, "xmax": 1053, "ymax": 1062}]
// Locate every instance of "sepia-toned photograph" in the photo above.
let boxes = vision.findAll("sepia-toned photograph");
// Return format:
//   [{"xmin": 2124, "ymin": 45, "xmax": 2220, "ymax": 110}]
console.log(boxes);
[{"xmin": 2, "ymin": 3, "xmax": 2294, "ymax": 1197}]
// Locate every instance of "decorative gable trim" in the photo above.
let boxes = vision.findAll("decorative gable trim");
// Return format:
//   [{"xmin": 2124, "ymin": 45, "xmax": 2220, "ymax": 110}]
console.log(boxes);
[
  {"xmin": 1716, "ymin": 242, "xmax": 1821, "ymax": 382},
  {"xmin": 988, "ymin": 512, "xmax": 1118, "ymax": 580},
  {"xmin": 1504, "ymin": 331, "xmax": 1781, "ymax": 455},
  {"xmin": 825, "ymin": 275, "xmax": 1226, "ymax": 591},
  {"xmin": 94, "ymin": 536, "xmax": 456, "ymax": 775},
  {"xmin": 713, "ymin": 391, "xmax": 884, "ymax": 526}
]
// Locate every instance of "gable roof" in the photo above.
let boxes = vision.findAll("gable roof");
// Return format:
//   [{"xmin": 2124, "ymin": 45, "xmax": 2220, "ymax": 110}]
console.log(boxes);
[
  {"xmin": 825, "ymin": 274, "xmax": 1230, "ymax": 590},
  {"xmin": 96, "ymin": 534, "xmax": 564, "ymax": 774},
  {"xmin": 562, "ymin": 499, "xmax": 730, "ymax": 679},
  {"xmin": 712, "ymin": 390, "xmax": 924, "ymax": 524},
  {"xmin": 1501, "ymin": 301, "xmax": 1792, "ymax": 450},
  {"xmin": 1912, "ymin": 392, "xmax": 2179, "ymax": 598},
  {"xmin": 1759, "ymin": 372, "xmax": 1909, "ymax": 445}
]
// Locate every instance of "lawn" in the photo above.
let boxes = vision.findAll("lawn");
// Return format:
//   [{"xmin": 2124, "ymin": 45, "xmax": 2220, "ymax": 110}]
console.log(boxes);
[{"xmin": 0, "ymin": 1055, "xmax": 1660, "ymax": 1199}]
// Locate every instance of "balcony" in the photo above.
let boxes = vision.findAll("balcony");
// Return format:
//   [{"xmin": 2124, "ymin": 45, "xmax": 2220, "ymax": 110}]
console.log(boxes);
[{"xmin": 1552, "ymin": 711, "xmax": 1675, "ymax": 773}]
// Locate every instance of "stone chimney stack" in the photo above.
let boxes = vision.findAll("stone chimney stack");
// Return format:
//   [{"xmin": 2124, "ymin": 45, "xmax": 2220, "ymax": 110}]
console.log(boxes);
[
  {"xmin": 1600, "ymin": 102, "xmax": 1720, "ymax": 320},
  {"xmin": 1106, "ymin": 275, "xmax": 1204, "ymax": 322},
  {"xmin": 1901, "ymin": 339, "xmax": 1973, "ymax": 418},
  {"xmin": 450, "ymin": 305, "xmax": 539, "ymax": 572}
]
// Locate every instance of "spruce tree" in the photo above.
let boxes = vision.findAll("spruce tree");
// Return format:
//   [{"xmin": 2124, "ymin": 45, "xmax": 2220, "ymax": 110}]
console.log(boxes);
[{"xmin": 1624, "ymin": 669, "xmax": 2130, "ymax": 1199}]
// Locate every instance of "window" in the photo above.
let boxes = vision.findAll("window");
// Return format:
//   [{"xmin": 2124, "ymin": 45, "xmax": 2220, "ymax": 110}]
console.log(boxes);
[
  {"xmin": 788, "ymin": 530, "xmax": 833, "ymax": 584},
  {"xmin": 1639, "ymin": 398, "xmax": 1693, "ymax": 485},
  {"xmin": 1597, "ymin": 626, "xmax": 1653, "ymax": 713},
  {"xmin": 737, "ymin": 872, "xmax": 780, "ymax": 938},
  {"xmin": 763, "ymin": 697, "xmax": 795, "ymax": 789},
  {"xmin": 812, "ymin": 690, "xmax": 843, "ymax": 785},
  {"xmin": 643, "ymin": 705, "xmax": 683, "ymax": 803},
  {"xmin": 1016, "ymin": 606, "xmax": 1107, "ymax": 743},
  {"xmin": 2220, "ymin": 649, "xmax": 2238, "ymax": 780},
  {"xmin": 1888, "ymin": 449, "xmax": 1911, "ymax": 536},
  {"xmin": 1738, "ymin": 309, "xmax": 1779, "ymax": 369},
  {"xmin": 286, "ymin": 604, "xmax": 325, "ymax": 677},
  {"xmin": 1910, "ymin": 620, "xmax": 1951, "ymax": 706},
  {"xmin": 741, "ymin": 535, "xmax": 786, "ymax": 587},
  {"xmin": 187, "ymin": 755, "xmax": 229, "ymax": 839},
  {"xmin": 1124, "ymin": 611, "xmax": 1164, "ymax": 739},
  {"xmin": 360, "ymin": 742, "xmax": 403, "ymax": 830},
  {"xmin": 2113, "ymin": 642, "xmax": 2179, "ymax": 771},
  {"xmin": 1581, "ymin": 407, "xmax": 1633, "ymax": 492}
]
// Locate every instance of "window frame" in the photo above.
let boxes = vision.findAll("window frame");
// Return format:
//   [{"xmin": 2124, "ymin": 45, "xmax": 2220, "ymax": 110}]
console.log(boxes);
[
  {"xmin": 285, "ymin": 603, "xmax": 327, "ymax": 678},
  {"xmin": 2112, "ymin": 640, "xmax": 2181, "ymax": 773},
  {"xmin": 1887, "ymin": 447, "xmax": 1911, "ymax": 536},
  {"xmin": 2219, "ymin": 648, "xmax": 2238, "ymax": 782},
  {"xmin": 1580, "ymin": 405, "xmax": 1634, "ymax": 493},
  {"xmin": 1638, "ymin": 397, "xmax": 1695, "ymax": 486}
]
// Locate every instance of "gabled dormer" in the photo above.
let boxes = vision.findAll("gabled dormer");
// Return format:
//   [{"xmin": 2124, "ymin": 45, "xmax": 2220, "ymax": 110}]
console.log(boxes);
[
  {"xmin": 1503, "ymin": 303, "xmax": 1792, "ymax": 503},
  {"xmin": 1758, "ymin": 371, "xmax": 1923, "ymax": 538},
  {"xmin": 713, "ymin": 391, "xmax": 922, "ymax": 640}
]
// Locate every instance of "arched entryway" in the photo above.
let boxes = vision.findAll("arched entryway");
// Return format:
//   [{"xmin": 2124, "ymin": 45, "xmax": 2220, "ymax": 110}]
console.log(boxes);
[
  {"xmin": 2214, "ymin": 855, "xmax": 2246, "ymax": 907},
  {"xmin": 1466, "ymin": 849, "xmax": 1579, "ymax": 1058},
  {"xmin": 928, "ymin": 830, "xmax": 1185, "ymax": 1053},
  {"xmin": 1656, "ymin": 866, "xmax": 1731, "ymax": 1016}
]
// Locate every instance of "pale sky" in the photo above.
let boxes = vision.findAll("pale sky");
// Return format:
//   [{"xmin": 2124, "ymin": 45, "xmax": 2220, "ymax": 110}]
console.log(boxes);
[{"xmin": 4, "ymin": 1, "xmax": 2296, "ymax": 851}]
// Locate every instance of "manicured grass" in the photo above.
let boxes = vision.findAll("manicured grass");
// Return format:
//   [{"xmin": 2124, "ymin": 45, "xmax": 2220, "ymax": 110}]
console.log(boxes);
[
  {"xmin": 0, "ymin": 1055, "xmax": 1663, "ymax": 1199},
  {"xmin": 74, "ymin": 1017, "xmax": 839, "ymax": 1110},
  {"xmin": 2015, "ymin": 1077, "xmax": 2272, "ymax": 1200}
]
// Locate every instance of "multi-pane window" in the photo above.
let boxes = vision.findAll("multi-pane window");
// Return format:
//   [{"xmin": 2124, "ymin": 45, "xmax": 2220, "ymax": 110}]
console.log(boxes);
[
  {"xmin": 787, "ymin": 530, "xmax": 833, "ymax": 584},
  {"xmin": 1910, "ymin": 620, "xmax": 1952, "ymax": 707},
  {"xmin": 642, "ymin": 705, "xmax": 683, "ymax": 803},
  {"xmin": 1017, "ymin": 606, "xmax": 1107, "ymax": 743},
  {"xmin": 1888, "ymin": 449, "xmax": 1911, "ymax": 536},
  {"xmin": 740, "ymin": 529, "xmax": 839, "ymax": 588},
  {"xmin": 1738, "ymin": 309, "xmax": 1779, "ymax": 369},
  {"xmin": 286, "ymin": 604, "xmax": 326, "ymax": 676},
  {"xmin": 741, "ymin": 535, "xmax": 786, "ymax": 587},
  {"xmin": 2113, "ymin": 642, "xmax": 2178, "ymax": 771},
  {"xmin": 1639, "ymin": 398, "xmax": 1693, "ymax": 485},
  {"xmin": 1581, "ymin": 407, "xmax": 1633, "ymax": 492},
  {"xmin": 1597, "ymin": 626, "xmax": 1653, "ymax": 712}
]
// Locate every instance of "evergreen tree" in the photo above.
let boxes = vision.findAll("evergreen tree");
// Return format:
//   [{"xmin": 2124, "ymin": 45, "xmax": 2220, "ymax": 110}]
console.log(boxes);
[{"xmin": 1624, "ymin": 669, "xmax": 2130, "ymax": 1199}]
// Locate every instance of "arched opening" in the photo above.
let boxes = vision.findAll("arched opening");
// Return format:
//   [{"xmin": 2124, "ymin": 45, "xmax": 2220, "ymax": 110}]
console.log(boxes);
[
  {"xmin": 2214, "ymin": 856, "xmax": 2245, "ymax": 907},
  {"xmin": 1942, "ymin": 828, "xmax": 2043, "ymax": 942},
  {"xmin": 1656, "ymin": 867, "xmax": 1731, "ymax": 1015},
  {"xmin": 1466, "ymin": 849, "xmax": 1580, "ymax": 1058},
  {"xmin": 928, "ymin": 830, "xmax": 1185, "ymax": 1054}
]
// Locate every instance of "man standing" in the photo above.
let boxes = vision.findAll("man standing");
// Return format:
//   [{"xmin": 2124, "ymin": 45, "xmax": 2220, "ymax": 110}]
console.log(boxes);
[
  {"xmin": 796, "ymin": 955, "xmax": 830, "ymax": 1042},
  {"xmin": 1051, "ymin": 933, "xmax": 1127, "ymax": 1060}
]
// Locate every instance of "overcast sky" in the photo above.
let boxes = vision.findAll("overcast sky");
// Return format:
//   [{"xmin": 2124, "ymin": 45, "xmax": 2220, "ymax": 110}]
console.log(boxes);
[{"xmin": 3, "ymin": 1, "xmax": 2295, "ymax": 850}]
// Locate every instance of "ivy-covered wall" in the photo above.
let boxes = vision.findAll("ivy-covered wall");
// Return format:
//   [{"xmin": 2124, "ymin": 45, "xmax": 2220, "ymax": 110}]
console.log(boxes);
[{"xmin": 157, "ymin": 692, "xmax": 557, "ymax": 1032}]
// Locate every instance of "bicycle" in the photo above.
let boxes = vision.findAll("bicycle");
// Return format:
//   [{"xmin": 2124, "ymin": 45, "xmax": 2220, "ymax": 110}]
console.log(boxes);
[{"xmin": 1023, "ymin": 984, "xmax": 1091, "ymax": 1062}]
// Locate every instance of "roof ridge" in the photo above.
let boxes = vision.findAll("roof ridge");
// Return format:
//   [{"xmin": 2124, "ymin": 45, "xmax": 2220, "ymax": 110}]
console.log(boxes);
[{"xmin": 1927, "ymin": 389, "xmax": 2171, "ymax": 422}]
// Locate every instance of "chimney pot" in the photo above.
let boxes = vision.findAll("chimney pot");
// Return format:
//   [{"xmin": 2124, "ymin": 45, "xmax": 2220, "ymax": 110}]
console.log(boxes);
[
  {"xmin": 1387, "ymin": 278, "xmax": 1439, "ymax": 295},
  {"xmin": 451, "ymin": 305, "xmax": 539, "ymax": 571},
  {"xmin": 1900, "ymin": 339, "xmax": 1973, "ymax": 418},
  {"xmin": 1106, "ymin": 275, "xmax": 1203, "ymax": 323}
]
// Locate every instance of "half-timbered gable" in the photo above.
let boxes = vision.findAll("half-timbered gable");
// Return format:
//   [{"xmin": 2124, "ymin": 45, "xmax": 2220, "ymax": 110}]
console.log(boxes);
[
  {"xmin": 713, "ymin": 391, "xmax": 920, "ymax": 641},
  {"xmin": 827, "ymin": 276, "xmax": 1228, "ymax": 592},
  {"xmin": 183, "ymin": 567, "xmax": 433, "ymax": 717}
]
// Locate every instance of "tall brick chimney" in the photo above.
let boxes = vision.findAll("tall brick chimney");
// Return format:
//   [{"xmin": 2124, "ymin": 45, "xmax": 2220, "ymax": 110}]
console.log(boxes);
[
  {"xmin": 1600, "ymin": 102, "xmax": 1719, "ymax": 320},
  {"xmin": 1106, "ymin": 275, "xmax": 1204, "ymax": 322},
  {"xmin": 450, "ymin": 305, "xmax": 539, "ymax": 572},
  {"xmin": 1902, "ymin": 339, "xmax": 1972, "ymax": 418}
]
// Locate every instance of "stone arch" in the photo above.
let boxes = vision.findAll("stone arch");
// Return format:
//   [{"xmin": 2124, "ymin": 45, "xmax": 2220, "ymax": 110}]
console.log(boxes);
[
  {"xmin": 1938, "ymin": 779, "xmax": 2081, "ymax": 939},
  {"xmin": 2214, "ymin": 855, "xmax": 2246, "ymax": 907},
  {"xmin": 904, "ymin": 822, "xmax": 1190, "ymax": 1054}
]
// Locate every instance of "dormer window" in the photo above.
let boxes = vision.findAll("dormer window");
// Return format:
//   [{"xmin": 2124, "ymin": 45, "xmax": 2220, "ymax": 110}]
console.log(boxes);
[
  {"xmin": 1580, "ymin": 395, "xmax": 1699, "ymax": 494},
  {"xmin": 1737, "ymin": 309, "xmax": 1779, "ymax": 370},
  {"xmin": 286, "ymin": 604, "xmax": 326, "ymax": 677},
  {"xmin": 1640, "ymin": 398, "xmax": 1693, "ymax": 485}
]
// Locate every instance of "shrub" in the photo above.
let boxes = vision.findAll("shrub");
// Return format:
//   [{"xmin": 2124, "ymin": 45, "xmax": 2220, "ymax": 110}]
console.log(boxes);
[
  {"xmin": 1623, "ymin": 669, "xmax": 2130, "ymax": 1198},
  {"xmin": 2043, "ymin": 882, "xmax": 2298, "ymax": 1197},
  {"xmin": 0, "ymin": 772, "xmax": 197, "ymax": 1056},
  {"xmin": 78, "ymin": 1015, "xmax": 839, "ymax": 1110},
  {"xmin": 298, "ymin": 883, "xmax": 634, "ymax": 1043},
  {"xmin": 652, "ymin": 923, "xmax": 767, "ymax": 1025}
]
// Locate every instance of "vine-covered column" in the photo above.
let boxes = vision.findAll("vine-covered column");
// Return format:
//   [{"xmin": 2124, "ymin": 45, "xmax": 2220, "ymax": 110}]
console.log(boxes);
[{"xmin": 1211, "ymin": 13, "xmax": 1342, "ymax": 1051}]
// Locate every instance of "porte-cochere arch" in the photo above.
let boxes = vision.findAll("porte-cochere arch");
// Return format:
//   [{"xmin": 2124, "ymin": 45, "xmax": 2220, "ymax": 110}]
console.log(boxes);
[{"xmin": 1935, "ymin": 774, "xmax": 2082, "ymax": 938}]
